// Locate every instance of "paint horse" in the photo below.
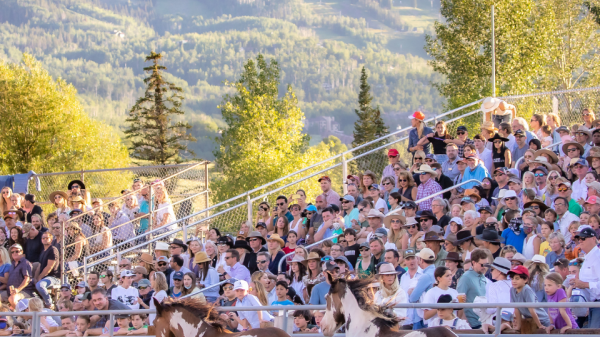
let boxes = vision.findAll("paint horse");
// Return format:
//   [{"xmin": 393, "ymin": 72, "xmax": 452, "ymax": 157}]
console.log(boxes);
[
  {"xmin": 153, "ymin": 297, "xmax": 290, "ymax": 337},
  {"xmin": 321, "ymin": 273, "xmax": 460, "ymax": 337}
]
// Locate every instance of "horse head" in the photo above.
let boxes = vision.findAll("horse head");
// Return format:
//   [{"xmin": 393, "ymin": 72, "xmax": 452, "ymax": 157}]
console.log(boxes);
[
  {"xmin": 153, "ymin": 297, "xmax": 226, "ymax": 337},
  {"xmin": 153, "ymin": 298, "xmax": 175, "ymax": 337},
  {"xmin": 321, "ymin": 272, "xmax": 348, "ymax": 337}
]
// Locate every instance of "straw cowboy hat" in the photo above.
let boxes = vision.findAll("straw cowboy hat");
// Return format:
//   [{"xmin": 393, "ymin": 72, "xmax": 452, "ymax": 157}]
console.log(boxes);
[
  {"xmin": 533, "ymin": 149, "xmax": 558, "ymax": 165},
  {"xmin": 530, "ymin": 156, "xmax": 553, "ymax": 171},
  {"xmin": 377, "ymin": 263, "xmax": 402, "ymax": 275},
  {"xmin": 383, "ymin": 212, "xmax": 406, "ymax": 228},
  {"xmin": 481, "ymin": 97, "xmax": 502, "ymax": 113},
  {"xmin": 307, "ymin": 252, "xmax": 321, "ymax": 261},
  {"xmin": 576, "ymin": 126, "xmax": 593, "ymax": 139},
  {"xmin": 154, "ymin": 241, "xmax": 170, "ymax": 252},
  {"xmin": 481, "ymin": 121, "xmax": 499, "ymax": 132},
  {"xmin": 366, "ymin": 209, "xmax": 385, "ymax": 220},
  {"xmin": 3, "ymin": 207, "xmax": 23, "ymax": 220},
  {"xmin": 267, "ymin": 234, "xmax": 285, "ymax": 248},
  {"xmin": 403, "ymin": 217, "xmax": 418, "ymax": 227},
  {"xmin": 194, "ymin": 251, "xmax": 211, "ymax": 264},
  {"xmin": 245, "ymin": 231, "xmax": 266, "ymax": 245},
  {"xmin": 69, "ymin": 195, "xmax": 86, "ymax": 204},
  {"xmin": 49, "ymin": 190, "xmax": 68, "ymax": 203},
  {"xmin": 140, "ymin": 253, "xmax": 154, "ymax": 265},
  {"xmin": 586, "ymin": 147, "xmax": 600, "ymax": 166},
  {"xmin": 464, "ymin": 189, "xmax": 482, "ymax": 203},
  {"xmin": 562, "ymin": 141, "xmax": 584, "ymax": 156},
  {"xmin": 290, "ymin": 254, "xmax": 307, "ymax": 266},
  {"xmin": 415, "ymin": 164, "xmax": 438, "ymax": 178}
]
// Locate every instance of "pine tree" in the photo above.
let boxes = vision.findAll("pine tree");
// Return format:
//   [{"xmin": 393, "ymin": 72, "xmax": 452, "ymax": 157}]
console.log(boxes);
[
  {"xmin": 125, "ymin": 51, "xmax": 196, "ymax": 165},
  {"xmin": 352, "ymin": 67, "xmax": 389, "ymax": 172}
]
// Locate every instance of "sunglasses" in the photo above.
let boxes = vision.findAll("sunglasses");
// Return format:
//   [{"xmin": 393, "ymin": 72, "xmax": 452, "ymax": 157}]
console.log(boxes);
[
  {"xmin": 52, "ymin": 226, "xmax": 60, "ymax": 230},
  {"xmin": 342, "ymin": 201, "xmax": 352, "ymax": 204},
  {"xmin": 277, "ymin": 202, "xmax": 285, "ymax": 206},
  {"xmin": 71, "ymin": 185, "xmax": 80, "ymax": 189},
  {"xmin": 138, "ymin": 286, "xmax": 148, "ymax": 290},
  {"xmin": 534, "ymin": 173, "xmax": 545, "ymax": 177},
  {"xmin": 223, "ymin": 286, "xmax": 234, "ymax": 290},
  {"xmin": 394, "ymin": 168, "xmax": 402, "ymax": 171},
  {"xmin": 382, "ymin": 182, "xmax": 392, "ymax": 186},
  {"xmin": 398, "ymin": 179, "xmax": 407, "ymax": 182},
  {"xmin": 406, "ymin": 224, "xmax": 417, "ymax": 229},
  {"xmin": 388, "ymin": 155, "xmax": 398, "ymax": 158},
  {"xmin": 158, "ymin": 262, "xmax": 167, "ymax": 267},
  {"xmin": 338, "ymin": 240, "xmax": 346, "ymax": 243},
  {"xmin": 506, "ymin": 197, "xmax": 517, "ymax": 201},
  {"xmin": 567, "ymin": 148, "xmax": 579, "ymax": 152},
  {"xmin": 321, "ymin": 257, "xmax": 333, "ymax": 262},
  {"xmin": 549, "ymin": 176, "xmax": 558, "ymax": 180},
  {"xmin": 259, "ymin": 207, "xmax": 268, "ymax": 211},
  {"xmin": 119, "ymin": 264, "xmax": 130, "ymax": 268},
  {"xmin": 493, "ymin": 140, "xmax": 502, "ymax": 144},
  {"xmin": 360, "ymin": 248, "xmax": 370, "ymax": 252},
  {"xmin": 419, "ymin": 172, "xmax": 428, "ymax": 176},
  {"xmin": 257, "ymin": 260, "xmax": 268, "ymax": 264},
  {"xmin": 249, "ymin": 238, "xmax": 259, "ymax": 242},
  {"xmin": 169, "ymin": 246, "xmax": 181, "ymax": 250},
  {"xmin": 414, "ymin": 157, "xmax": 423, "ymax": 160},
  {"xmin": 390, "ymin": 219, "xmax": 402, "ymax": 223},
  {"xmin": 530, "ymin": 205, "xmax": 540, "ymax": 210},
  {"xmin": 457, "ymin": 132, "xmax": 465, "ymax": 135},
  {"xmin": 558, "ymin": 188, "xmax": 568, "ymax": 192},
  {"xmin": 307, "ymin": 211, "xmax": 315, "ymax": 215},
  {"xmin": 418, "ymin": 218, "xmax": 429, "ymax": 222},
  {"xmin": 358, "ymin": 208, "xmax": 365, "ymax": 212},
  {"xmin": 100, "ymin": 275, "xmax": 107, "ymax": 278}
]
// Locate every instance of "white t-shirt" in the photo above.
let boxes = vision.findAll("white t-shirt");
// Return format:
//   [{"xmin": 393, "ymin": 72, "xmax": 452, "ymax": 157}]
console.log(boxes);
[
  {"xmin": 149, "ymin": 290, "xmax": 168, "ymax": 324},
  {"xmin": 428, "ymin": 317, "xmax": 472, "ymax": 330},
  {"xmin": 477, "ymin": 148, "xmax": 494, "ymax": 174},
  {"xmin": 111, "ymin": 285, "xmax": 140, "ymax": 309},
  {"xmin": 374, "ymin": 198, "xmax": 389, "ymax": 215},
  {"xmin": 421, "ymin": 286, "xmax": 458, "ymax": 326}
]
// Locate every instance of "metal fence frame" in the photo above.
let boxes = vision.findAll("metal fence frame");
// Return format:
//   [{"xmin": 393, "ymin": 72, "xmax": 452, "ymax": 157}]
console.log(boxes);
[{"xmin": 13, "ymin": 302, "xmax": 600, "ymax": 337}]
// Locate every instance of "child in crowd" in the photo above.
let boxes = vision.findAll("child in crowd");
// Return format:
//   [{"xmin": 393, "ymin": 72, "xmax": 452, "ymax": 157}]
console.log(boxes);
[
  {"xmin": 313, "ymin": 311, "xmax": 325, "ymax": 332},
  {"xmin": 271, "ymin": 281, "xmax": 295, "ymax": 316},
  {"xmin": 74, "ymin": 316, "xmax": 91, "ymax": 337},
  {"xmin": 287, "ymin": 287, "xmax": 303, "ymax": 305},
  {"xmin": 100, "ymin": 314, "xmax": 130, "ymax": 336},
  {"xmin": 540, "ymin": 126, "xmax": 553, "ymax": 148},
  {"xmin": 41, "ymin": 316, "xmax": 77, "ymax": 337},
  {"xmin": 293, "ymin": 310, "xmax": 318, "ymax": 333},
  {"xmin": 277, "ymin": 273, "xmax": 292, "ymax": 285},
  {"xmin": 127, "ymin": 314, "xmax": 149, "ymax": 335},
  {"xmin": 544, "ymin": 209, "xmax": 557, "ymax": 227},
  {"xmin": 539, "ymin": 222, "xmax": 553, "ymax": 257},
  {"xmin": 509, "ymin": 266, "xmax": 552, "ymax": 333},
  {"xmin": 544, "ymin": 273, "xmax": 578, "ymax": 333},
  {"xmin": 427, "ymin": 294, "xmax": 471, "ymax": 330}
]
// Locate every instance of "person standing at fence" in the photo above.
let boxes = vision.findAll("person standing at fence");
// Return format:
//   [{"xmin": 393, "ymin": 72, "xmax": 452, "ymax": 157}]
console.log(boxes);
[
  {"xmin": 67, "ymin": 180, "xmax": 90, "ymax": 205},
  {"xmin": 35, "ymin": 231, "xmax": 60, "ymax": 309},
  {"xmin": 408, "ymin": 111, "xmax": 433, "ymax": 157},
  {"xmin": 108, "ymin": 201, "xmax": 134, "ymax": 247},
  {"xmin": 153, "ymin": 181, "xmax": 176, "ymax": 232},
  {"xmin": 481, "ymin": 97, "xmax": 517, "ymax": 128}
]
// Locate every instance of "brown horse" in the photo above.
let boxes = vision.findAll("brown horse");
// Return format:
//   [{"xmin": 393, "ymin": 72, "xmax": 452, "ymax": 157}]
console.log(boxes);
[
  {"xmin": 320, "ymin": 273, "xmax": 460, "ymax": 337},
  {"xmin": 152, "ymin": 297, "xmax": 290, "ymax": 337}
]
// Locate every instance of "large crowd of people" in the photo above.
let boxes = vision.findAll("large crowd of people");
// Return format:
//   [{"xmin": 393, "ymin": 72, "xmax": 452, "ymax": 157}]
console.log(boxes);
[{"xmin": 1, "ymin": 98, "xmax": 600, "ymax": 335}]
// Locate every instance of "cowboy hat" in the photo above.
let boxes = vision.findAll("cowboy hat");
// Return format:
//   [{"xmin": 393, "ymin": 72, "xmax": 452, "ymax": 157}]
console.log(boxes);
[
  {"xmin": 194, "ymin": 251, "xmax": 211, "ymax": 264},
  {"xmin": 586, "ymin": 147, "xmax": 600, "ymax": 166},
  {"xmin": 48, "ymin": 190, "xmax": 68, "ymax": 203},
  {"xmin": 475, "ymin": 227, "xmax": 505, "ymax": 243},
  {"xmin": 481, "ymin": 120, "xmax": 499, "ymax": 132},
  {"xmin": 69, "ymin": 195, "xmax": 85, "ymax": 203},
  {"xmin": 266, "ymin": 234, "xmax": 285, "ymax": 248},
  {"xmin": 423, "ymin": 231, "xmax": 444, "ymax": 242},
  {"xmin": 245, "ymin": 231, "xmax": 266, "ymax": 245},
  {"xmin": 443, "ymin": 251, "xmax": 461, "ymax": 262},
  {"xmin": 502, "ymin": 190, "xmax": 518, "ymax": 199},
  {"xmin": 366, "ymin": 209, "xmax": 385, "ymax": 220},
  {"xmin": 491, "ymin": 257, "xmax": 511, "ymax": 274},
  {"xmin": 510, "ymin": 252, "xmax": 527, "ymax": 264},
  {"xmin": 576, "ymin": 126, "xmax": 593, "ymax": 139},
  {"xmin": 403, "ymin": 217, "xmax": 418, "ymax": 227},
  {"xmin": 530, "ymin": 156, "xmax": 553, "ymax": 171},
  {"xmin": 533, "ymin": 149, "xmax": 558, "ymax": 164},
  {"xmin": 154, "ymin": 241, "xmax": 170, "ymax": 251},
  {"xmin": 562, "ymin": 141, "xmax": 584, "ymax": 156},
  {"xmin": 480, "ymin": 97, "xmax": 502, "ymax": 113},
  {"xmin": 463, "ymin": 189, "xmax": 482, "ymax": 203},
  {"xmin": 383, "ymin": 212, "xmax": 406, "ymax": 228},
  {"xmin": 307, "ymin": 252, "xmax": 321, "ymax": 261},
  {"xmin": 3, "ymin": 207, "xmax": 23, "ymax": 219},
  {"xmin": 415, "ymin": 210, "xmax": 436, "ymax": 221},
  {"xmin": 216, "ymin": 236, "xmax": 234, "ymax": 248},
  {"xmin": 488, "ymin": 133, "xmax": 509, "ymax": 143},
  {"xmin": 233, "ymin": 239, "xmax": 252, "ymax": 252},
  {"xmin": 170, "ymin": 239, "xmax": 188, "ymax": 252},
  {"xmin": 455, "ymin": 230, "xmax": 474, "ymax": 244},
  {"xmin": 290, "ymin": 254, "xmax": 307, "ymax": 265},
  {"xmin": 415, "ymin": 164, "xmax": 438, "ymax": 178},
  {"xmin": 140, "ymin": 253, "xmax": 154, "ymax": 265},
  {"xmin": 68, "ymin": 180, "xmax": 86, "ymax": 190},
  {"xmin": 523, "ymin": 199, "xmax": 549, "ymax": 213},
  {"xmin": 445, "ymin": 233, "xmax": 459, "ymax": 246},
  {"xmin": 377, "ymin": 263, "xmax": 401, "ymax": 275}
]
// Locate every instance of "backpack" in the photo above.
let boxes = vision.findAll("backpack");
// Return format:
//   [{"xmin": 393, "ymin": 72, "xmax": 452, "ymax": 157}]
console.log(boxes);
[{"xmin": 570, "ymin": 288, "xmax": 590, "ymax": 317}]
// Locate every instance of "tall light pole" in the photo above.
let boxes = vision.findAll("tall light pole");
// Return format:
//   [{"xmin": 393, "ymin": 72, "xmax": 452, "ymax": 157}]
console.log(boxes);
[{"xmin": 491, "ymin": 5, "xmax": 496, "ymax": 97}]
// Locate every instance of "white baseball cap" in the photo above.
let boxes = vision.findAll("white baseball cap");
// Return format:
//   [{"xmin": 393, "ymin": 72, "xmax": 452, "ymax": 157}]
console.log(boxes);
[
  {"xmin": 233, "ymin": 280, "xmax": 249, "ymax": 291},
  {"xmin": 120, "ymin": 270, "xmax": 134, "ymax": 278}
]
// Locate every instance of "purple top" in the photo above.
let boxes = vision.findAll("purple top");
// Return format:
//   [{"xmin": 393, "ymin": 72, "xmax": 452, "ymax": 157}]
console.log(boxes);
[{"xmin": 547, "ymin": 288, "xmax": 578, "ymax": 329}]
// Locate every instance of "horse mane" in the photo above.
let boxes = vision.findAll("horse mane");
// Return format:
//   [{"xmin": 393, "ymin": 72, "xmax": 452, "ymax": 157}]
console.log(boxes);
[
  {"xmin": 343, "ymin": 276, "xmax": 400, "ymax": 328},
  {"xmin": 162, "ymin": 297, "xmax": 230, "ymax": 333}
]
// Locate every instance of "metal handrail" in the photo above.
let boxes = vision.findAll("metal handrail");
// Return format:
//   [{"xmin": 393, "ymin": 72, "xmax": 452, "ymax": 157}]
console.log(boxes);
[
  {"xmin": 67, "ymin": 189, "xmax": 209, "ymax": 250},
  {"xmin": 33, "ymin": 162, "xmax": 205, "ymax": 177},
  {"xmin": 180, "ymin": 278, "xmax": 239, "ymax": 299},
  {"xmin": 512, "ymin": 140, "xmax": 562, "ymax": 172},
  {"xmin": 278, "ymin": 234, "xmax": 339, "ymax": 273},
  {"xmin": 414, "ymin": 179, "xmax": 482, "ymax": 204}
]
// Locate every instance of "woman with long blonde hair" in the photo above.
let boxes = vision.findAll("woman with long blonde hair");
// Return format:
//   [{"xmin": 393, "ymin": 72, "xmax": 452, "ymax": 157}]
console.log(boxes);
[
  {"xmin": 49, "ymin": 191, "xmax": 70, "ymax": 216},
  {"xmin": 522, "ymin": 171, "xmax": 539, "ymax": 196},
  {"xmin": 249, "ymin": 280, "xmax": 270, "ymax": 306},
  {"xmin": 0, "ymin": 187, "xmax": 13, "ymax": 214},
  {"xmin": 543, "ymin": 170, "xmax": 562, "ymax": 207},
  {"xmin": 153, "ymin": 182, "xmax": 176, "ymax": 231},
  {"xmin": 374, "ymin": 263, "xmax": 408, "ymax": 319},
  {"xmin": 385, "ymin": 214, "xmax": 408, "ymax": 251},
  {"xmin": 397, "ymin": 171, "xmax": 417, "ymax": 202}
]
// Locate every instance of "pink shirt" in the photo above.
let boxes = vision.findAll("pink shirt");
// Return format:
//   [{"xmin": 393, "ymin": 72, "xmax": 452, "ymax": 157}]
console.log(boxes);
[{"xmin": 321, "ymin": 189, "xmax": 341, "ymax": 208}]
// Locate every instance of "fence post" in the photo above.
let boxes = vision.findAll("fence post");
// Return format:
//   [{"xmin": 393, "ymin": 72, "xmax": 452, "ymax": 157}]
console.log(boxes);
[
  {"xmin": 494, "ymin": 306, "xmax": 502, "ymax": 335},
  {"xmin": 83, "ymin": 258, "xmax": 88, "ymax": 283},
  {"xmin": 80, "ymin": 169, "xmax": 85, "ymax": 182},
  {"xmin": 116, "ymin": 251, "xmax": 122, "ymax": 275},
  {"xmin": 342, "ymin": 153, "xmax": 348, "ymax": 195},
  {"xmin": 61, "ymin": 224, "xmax": 66, "ymax": 284},
  {"xmin": 109, "ymin": 314, "xmax": 115, "ymax": 337},
  {"xmin": 282, "ymin": 307, "xmax": 288, "ymax": 334},
  {"xmin": 148, "ymin": 186, "xmax": 154, "ymax": 242},
  {"xmin": 183, "ymin": 222, "xmax": 188, "ymax": 243},
  {"xmin": 204, "ymin": 161, "xmax": 210, "ymax": 218},
  {"xmin": 247, "ymin": 192, "xmax": 253, "ymax": 224}
]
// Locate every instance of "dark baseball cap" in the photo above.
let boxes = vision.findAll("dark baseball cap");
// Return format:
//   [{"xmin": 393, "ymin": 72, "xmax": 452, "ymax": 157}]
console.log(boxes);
[
  {"xmin": 173, "ymin": 271, "xmax": 184, "ymax": 280},
  {"xmin": 457, "ymin": 126, "xmax": 468, "ymax": 132},
  {"xmin": 578, "ymin": 227, "xmax": 597, "ymax": 239}
]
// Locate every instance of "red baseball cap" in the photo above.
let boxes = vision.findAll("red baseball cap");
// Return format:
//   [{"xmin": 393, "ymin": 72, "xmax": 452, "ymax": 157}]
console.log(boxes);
[
  {"xmin": 318, "ymin": 176, "xmax": 331, "ymax": 182},
  {"xmin": 409, "ymin": 111, "xmax": 425, "ymax": 121},
  {"xmin": 388, "ymin": 149, "xmax": 399, "ymax": 157},
  {"xmin": 508, "ymin": 265, "xmax": 529, "ymax": 278}
]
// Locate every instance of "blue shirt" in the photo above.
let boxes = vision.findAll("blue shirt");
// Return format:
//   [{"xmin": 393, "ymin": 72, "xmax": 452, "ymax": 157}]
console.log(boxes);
[
  {"xmin": 409, "ymin": 264, "xmax": 435, "ymax": 303},
  {"xmin": 139, "ymin": 200, "xmax": 149, "ymax": 232},
  {"xmin": 461, "ymin": 163, "xmax": 490, "ymax": 189},
  {"xmin": 271, "ymin": 299, "xmax": 294, "ymax": 306},
  {"xmin": 273, "ymin": 212, "xmax": 294, "ymax": 227},
  {"xmin": 457, "ymin": 269, "xmax": 488, "ymax": 328},
  {"xmin": 408, "ymin": 126, "xmax": 434, "ymax": 154},
  {"xmin": 501, "ymin": 228, "xmax": 527, "ymax": 253},
  {"xmin": 226, "ymin": 263, "xmax": 251, "ymax": 283},
  {"xmin": 343, "ymin": 208, "xmax": 360, "ymax": 228},
  {"xmin": 309, "ymin": 282, "xmax": 331, "ymax": 305},
  {"xmin": 545, "ymin": 250, "xmax": 565, "ymax": 267}
]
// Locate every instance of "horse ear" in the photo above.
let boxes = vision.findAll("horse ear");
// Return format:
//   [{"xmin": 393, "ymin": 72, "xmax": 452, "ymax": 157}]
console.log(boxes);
[{"xmin": 153, "ymin": 298, "xmax": 164, "ymax": 316}]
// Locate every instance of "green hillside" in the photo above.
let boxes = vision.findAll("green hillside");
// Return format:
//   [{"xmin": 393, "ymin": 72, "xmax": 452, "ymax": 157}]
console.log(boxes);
[{"xmin": 0, "ymin": 0, "xmax": 444, "ymax": 160}]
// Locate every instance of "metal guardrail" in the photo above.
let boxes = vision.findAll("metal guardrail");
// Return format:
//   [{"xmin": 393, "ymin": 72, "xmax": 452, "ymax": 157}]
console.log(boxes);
[
  {"xmin": 13, "ymin": 301, "xmax": 600, "ymax": 337},
  {"xmin": 180, "ymin": 278, "xmax": 239, "ymax": 299},
  {"xmin": 278, "ymin": 234, "xmax": 339, "ymax": 273}
]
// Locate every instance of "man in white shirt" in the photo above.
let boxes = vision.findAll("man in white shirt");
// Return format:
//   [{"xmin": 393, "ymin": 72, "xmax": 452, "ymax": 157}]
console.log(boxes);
[
  {"xmin": 555, "ymin": 197, "xmax": 580, "ymax": 242},
  {"xmin": 569, "ymin": 228, "xmax": 600, "ymax": 328},
  {"xmin": 231, "ymin": 280, "xmax": 272, "ymax": 330},
  {"xmin": 474, "ymin": 134, "xmax": 493, "ymax": 173},
  {"xmin": 571, "ymin": 159, "xmax": 589, "ymax": 203},
  {"xmin": 111, "ymin": 270, "xmax": 140, "ymax": 309},
  {"xmin": 399, "ymin": 249, "xmax": 423, "ymax": 329},
  {"xmin": 485, "ymin": 257, "xmax": 513, "ymax": 321}
]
